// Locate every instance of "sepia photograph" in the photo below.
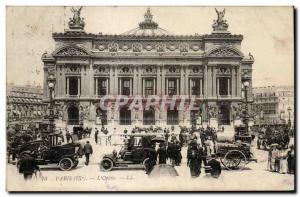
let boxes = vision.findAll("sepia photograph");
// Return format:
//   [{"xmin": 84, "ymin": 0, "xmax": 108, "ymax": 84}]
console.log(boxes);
[{"xmin": 5, "ymin": 6, "xmax": 295, "ymax": 191}]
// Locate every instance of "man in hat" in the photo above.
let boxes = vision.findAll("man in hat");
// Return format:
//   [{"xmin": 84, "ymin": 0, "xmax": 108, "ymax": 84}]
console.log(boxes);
[
  {"xmin": 167, "ymin": 138, "xmax": 177, "ymax": 166},
  {"xmin": 157, "ymin": 142, "xmax": 167, "ymax": 164},
  {"xmin": 18, "ymin": 152, "xmax": 40, "ymax": 180},
  {"xmin": 207, "ymin": 154, "xmax": 221, "ymax": 178},
  {"xmin": 83, "ymin": 141, "xmax": 93, "ymax": 165}
]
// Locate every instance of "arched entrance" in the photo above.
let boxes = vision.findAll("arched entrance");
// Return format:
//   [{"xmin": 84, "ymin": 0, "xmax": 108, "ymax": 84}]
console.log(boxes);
[
  {"xmin": 218, "ymin": 105, "xmax": 230, "ymax": 125},
  {"xmin": 167, "ymin": 109, "xmax": 179, "ymax": 125},
  {"xmin": 143, "ymin": 107, "xmax": 155, "ymax": 125},
  {"xmin": 68, "ymin": 105, "xmax": 79, "ymax": 125},
  {"xmin": 120, "ymin": 107, "xmax": 131, "ymax": 125}
]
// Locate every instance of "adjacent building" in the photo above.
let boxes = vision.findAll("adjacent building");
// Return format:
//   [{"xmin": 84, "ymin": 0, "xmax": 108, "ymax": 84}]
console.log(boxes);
[
  {"xmin": 252, "ymin": 86, "xmax": 294, "ymax": 126},
  {"xmin": 42, "ymin": 8, "xmax": 254, "ymax": 127},
  {"xmin": 6, "ymin": 83, "xmax": 47, "ymax": 125}
]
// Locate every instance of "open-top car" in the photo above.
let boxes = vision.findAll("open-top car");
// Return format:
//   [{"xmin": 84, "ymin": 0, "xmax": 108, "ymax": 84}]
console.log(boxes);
[{"xmin": 100, "ymin": 133, "xmax": 165, "ymax": 171}]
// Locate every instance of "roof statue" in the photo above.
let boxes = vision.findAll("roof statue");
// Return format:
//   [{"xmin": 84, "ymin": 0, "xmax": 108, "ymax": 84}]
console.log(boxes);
[
  {"xmin": 212, "ymin": 8, "xmax": 229, "ymax": 32},
  {"xmin": 122, "ymin": 8, "xmax": 173, "ymax": 36},
  {"xmin": 68, "ymin": 6, "xmax": 85, "ymax": 30}
]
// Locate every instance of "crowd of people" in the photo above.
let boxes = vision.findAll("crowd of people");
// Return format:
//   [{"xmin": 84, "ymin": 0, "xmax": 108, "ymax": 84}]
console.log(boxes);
[
  {"xmin": 7, "ymin": 122, "xmax": 295, "ymax": 180},
  {"xmin": 267, "ymin": 144, "xmax": 295, "ymax": 174},
  {"xmin": 255, "ymin": 124, "xmax": 291, "ymax": 150}
]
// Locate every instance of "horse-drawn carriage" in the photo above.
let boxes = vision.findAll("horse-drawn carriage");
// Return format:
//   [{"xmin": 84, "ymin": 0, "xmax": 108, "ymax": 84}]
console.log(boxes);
[
  {"xmin": 214, "ymin": 140, "xmax": 257, "ymax": 170},
  {"xmin": 212, "ymin": 125, "xmax": 257, "ymax": 170}
]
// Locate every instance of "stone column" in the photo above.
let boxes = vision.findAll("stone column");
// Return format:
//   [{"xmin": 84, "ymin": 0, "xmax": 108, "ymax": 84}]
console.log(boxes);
[
  {"xmin": 142, "ymin": 78, "xmax": 145, "ymax": 96},
  {"xmin": 180, "ymin": 66, "xmax": 185, "ymax": 95},
  {"xmin": 189, "ymin": 78, "xmax": 191, "ymax": 95},
  {"xmin": 162, "ymin": 66, "xmax": 165, "ymax": 95},
  {"xmin": 95, "ymin": 78, "xmax": 98, "ymax": 96},
  {"xmin": 153, "ymin": 78, "xmax": 156, "ymax": 95},
  {"xmin": 212, "ymin": 67, "xmax": 217, "ymax": 97},
  {"xmin": 78, "ymin": 77, "xmax": 81, "ymax": 96},
  {"xmin": 231, "ymin": 67, "xmax": 236, "ymax": 97},
  {"xmin": 62, "ymin": 68, "xmax": 66, "ymax": 96},
  {"xmin": 109, "ymin": 67, "xmax": 114, "ymax": 95},
  {"xmin": 227, "ymin": 78, "xmax": 230, "ymax": 96},
  {"xmin": 66, "ymin": 77, "xmax": 69, "ymax": 96},
  {"xmin": 207, "ymin": 66, "xmax": 212, "ymax": 97},
  {"xmin": 177, "ymin": 78, "xmax": 180, "ymax": 95},
  {"xmin": 156, "ymin": 66, "xmax": 161, "ymax": 95},
  {"xmin": 89, "ymin": 61, "xmax": 93, "ymax": 98},
  {"xmin": 200, "ymin": 78, "xmax": 203, "ymax": 95},
  {"xmin": 138, "ymin": 68, "xmax": 142, "ymax": 96},
  {"xmin": 114, "ymin": 66, "xmax": 118, "ymax": 95},
  {"xmin": 184, "ymin": 67, "xmax": 189, "ymax": 95},
  {"xmin": 106, "ymin": 78, "xmax": 109, "ymax": 95},
  {"xmin": 119, "ymin": 78, "xmax": 122, "ymax": 95},
  {"xmin": 166, "ymin": 78, "xmax": 169, "ymax": 95},
  {"xmin": 133, "ymin": 66, "xmax": 137, "ymax": 95},
  {"xmin": 216, "ymin": 77, "xmax": 219, "ymax": 96},
  {"xmin": 130, "ymin": 78, "xmax": 133, "ymax": 96},
  {"xmin": 237, "ymin": 66, "xmax": 241, "ymax": 97}
]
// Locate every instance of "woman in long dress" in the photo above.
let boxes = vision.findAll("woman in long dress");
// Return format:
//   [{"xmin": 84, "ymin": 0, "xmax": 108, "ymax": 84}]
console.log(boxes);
[{"xmin": 279, "ymin": 147, "xmax": 288, "ymax": 174}]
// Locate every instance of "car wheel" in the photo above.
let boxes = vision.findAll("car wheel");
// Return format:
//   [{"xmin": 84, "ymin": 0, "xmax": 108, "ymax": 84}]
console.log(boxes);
[
  {"xmin": 100, "ymin": 158, "xmax": 114, "ymax": 171},
  {"xmin": 59, "ymin": 158, "xmax": 73, "ymax": 171},
  {"xmin": 143, "ymin": 158, "xmax": 150, "ymax": 170}
]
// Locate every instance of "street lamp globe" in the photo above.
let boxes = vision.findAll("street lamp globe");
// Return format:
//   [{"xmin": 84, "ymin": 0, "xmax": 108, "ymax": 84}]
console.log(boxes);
[
  {"xmin": 47, "ymin": 75, "xmax": 56, "ymax": 88},
  {"xmin": 243, "ymin": 81, "xmax": 250, "ymax": 88},
  {"xmin": 48, "ymin": 82, "xmax": 54, "ymax": 88}
]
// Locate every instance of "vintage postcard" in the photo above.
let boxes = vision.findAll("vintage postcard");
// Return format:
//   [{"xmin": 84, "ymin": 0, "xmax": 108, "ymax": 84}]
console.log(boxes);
[{"xmin": 6, "ymin": 6, "xmax": 295, "ymax": 191}]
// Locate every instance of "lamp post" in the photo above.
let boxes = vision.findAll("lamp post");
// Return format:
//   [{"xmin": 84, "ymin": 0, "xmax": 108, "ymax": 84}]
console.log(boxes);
[
  {"xmin": 47, "ymin": 74, "xmax": 56, "ymax": 134},
  {"xmin": 287, "ymin": 106, "xmax": 292, "ymax": 128},
  {"xmin": 243, "ymin": 81, "xmax": 250, "ymax": 134}
]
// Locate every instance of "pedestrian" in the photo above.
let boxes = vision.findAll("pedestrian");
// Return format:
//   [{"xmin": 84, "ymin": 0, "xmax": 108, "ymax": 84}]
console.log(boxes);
[
  {"xmin": 207, "ymin": 154, "xmax": 221, "ymax": 178},
  {"xmin": 279, "ymin": 146, "xmax": 288, "ymax": 174},
  {"xmin": 145, "ymin": 149, "xmax": 157, "ymax": 175},
  {"xmin": 167, "ymin": 139, "xmax": 176, "ymax": 166},
  {"xmin": 287, "ymin": 145, "xmax": 294, "ymax": 174},
  {"xmin": 274, "ymin": 145, "xmax": 281, "ymax": 172},
  {"xmin": 174, "ymin": 140, "xmax": 182, "ymax": 166},
  {"xmin": 18, "ymin": 152, "xmax": 40, "ymax": 180},
  {"xmin": 83, "ymin": 141, "xmax": 93, "ymax": 165},
  {"xmin": 66, "ymin": 129, "xmax": 71, "ymax": 144},
  {"xmin": 94, "ymin": 128, "xmax": 99, "ymax": 144},
  {"xmin": 187, "ymin": 141, "xmax": 202, "ymax": 178},
  {"xmin": 157, "ymin": 142, "xmax": 167, "ymax": 164},
  {"xmin": 179, "ymin": 130, "xmax": 184, "ymax": 147}
]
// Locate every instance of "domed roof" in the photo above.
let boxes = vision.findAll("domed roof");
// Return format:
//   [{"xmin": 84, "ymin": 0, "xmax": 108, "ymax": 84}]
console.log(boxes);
[{"xmin": 122, "ymin": 8, "xmax": 173, "ymax": 36}]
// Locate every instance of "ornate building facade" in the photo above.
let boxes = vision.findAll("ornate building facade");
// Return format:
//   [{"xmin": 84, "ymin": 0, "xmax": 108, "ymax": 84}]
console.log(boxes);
[
  {"xmin": 252, "ymin": 86, "xmax": 294, "ymax": 126},
  {"xmin": 42, "ymin": 8, "xmax": 254, "ymax": 127},
  {"xmin": 7, "ymin": 83, "xmax": 47, "ymax": 124}
]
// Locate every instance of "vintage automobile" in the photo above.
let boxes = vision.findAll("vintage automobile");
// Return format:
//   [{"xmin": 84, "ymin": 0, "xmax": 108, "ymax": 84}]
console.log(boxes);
[
  {"xmin": 100, "ymin": 133, "xmax": 164, "ymax": 171},
  {"xmin": 17, "ymin": 133, "xmax": 83, "ymax": 171},
  {"xmin": 18, "ymin": 142, "xmax": 82, "ymax": 171}
]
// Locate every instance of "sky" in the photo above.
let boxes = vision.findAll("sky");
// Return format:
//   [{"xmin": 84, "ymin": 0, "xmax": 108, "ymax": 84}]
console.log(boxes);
[{"xmin": 6, "ymin": 6, "xmax": 294, "ymax": 87}]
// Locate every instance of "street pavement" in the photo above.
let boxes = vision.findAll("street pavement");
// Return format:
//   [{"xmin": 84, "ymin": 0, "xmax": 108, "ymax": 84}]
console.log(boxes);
[{"xmin": 6, "ymin": 133, "xmax": 294, "ymax": 191}]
